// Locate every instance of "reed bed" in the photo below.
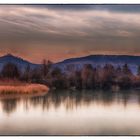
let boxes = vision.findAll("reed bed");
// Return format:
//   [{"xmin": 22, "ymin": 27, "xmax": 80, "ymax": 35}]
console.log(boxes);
[{"xmin": 0, "ymin": 83, "xmax": 49, "ymax": 94}]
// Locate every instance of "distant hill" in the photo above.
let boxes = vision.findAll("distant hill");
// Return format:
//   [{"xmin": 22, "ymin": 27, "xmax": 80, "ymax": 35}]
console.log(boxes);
[
  {"xmin": 1, "ymin": 54, "xmax": 140, "ymax": 75},
  {"xmin": 0, "ymin": 54, "xmax": 40, "ymax": 71},
  {"xmin": 54, "ymin": 55, "xmax": 140, "ymax": 74}
]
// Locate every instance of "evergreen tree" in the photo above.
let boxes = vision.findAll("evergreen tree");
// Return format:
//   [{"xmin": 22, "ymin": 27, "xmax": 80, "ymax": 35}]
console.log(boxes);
[
  {"xmin": 1, "ymin": 62, "xmax": 20, "ymax": 79},
  {"xmin": 122, "ymin": 63, "xmax": 132, "ymax": 75}
]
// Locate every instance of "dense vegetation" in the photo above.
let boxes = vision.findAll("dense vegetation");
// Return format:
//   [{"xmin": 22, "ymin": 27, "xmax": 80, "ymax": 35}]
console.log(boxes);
[{"xmin": 1, "ymin": 60, "xmax": 140, "ymax": 90}]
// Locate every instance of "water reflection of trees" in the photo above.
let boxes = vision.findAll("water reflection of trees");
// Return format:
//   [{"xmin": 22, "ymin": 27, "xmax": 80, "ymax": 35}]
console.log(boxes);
[
  {"xmin": 0, "ymin": 98, "xmax": 19, "ymax": 114},
  {"xmin": 28, "ymin": 90, "xmax": 140, "ymax": 111},
  {"xmin": 1, "ymin": 90, "xmax": 140, "ymax": 114}
]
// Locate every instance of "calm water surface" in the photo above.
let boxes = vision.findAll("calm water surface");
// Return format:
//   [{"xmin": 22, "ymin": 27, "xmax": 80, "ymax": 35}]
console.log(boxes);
[{"xmin": 0, "ymin": 90, "xmax": 140, "ymax": 135}]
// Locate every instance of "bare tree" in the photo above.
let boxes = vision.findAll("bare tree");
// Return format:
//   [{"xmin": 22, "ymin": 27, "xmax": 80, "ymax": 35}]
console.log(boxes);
[
  {"xmin": 81, "ymin": 64, "xmax": 94, "ymax": 89},
  {"xmin": 42, "ymin": 59, "xmax": 53, "ymax": 78}
]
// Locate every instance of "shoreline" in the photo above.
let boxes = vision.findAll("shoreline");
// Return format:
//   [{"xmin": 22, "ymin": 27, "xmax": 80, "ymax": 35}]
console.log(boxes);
[{"xmin": 0, "ymin": 83, "xmax": 49, "ymax": 94}]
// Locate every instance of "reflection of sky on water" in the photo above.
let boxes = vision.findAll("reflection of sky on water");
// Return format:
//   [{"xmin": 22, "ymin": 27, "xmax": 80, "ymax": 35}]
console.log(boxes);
[{"xmin": 0, "ymin": 90, "xmax": 140, "ymax": 135}]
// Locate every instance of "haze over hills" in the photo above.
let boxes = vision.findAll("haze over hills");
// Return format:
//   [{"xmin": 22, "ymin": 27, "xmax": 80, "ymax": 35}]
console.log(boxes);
[
  {"xmin": 54, "ymin": 55, "xmax": 140, "ymax": 74},
  {"xmin": 1, "ymin": 54, "xmax": 140, "ymax": 74},
  {"xmin": 0, "ymin": 54, "xmax": 40, "ymax": 71}
]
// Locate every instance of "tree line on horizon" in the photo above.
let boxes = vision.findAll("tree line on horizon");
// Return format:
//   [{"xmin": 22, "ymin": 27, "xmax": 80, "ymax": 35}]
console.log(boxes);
[{"xmin": 1, "ymin": 60, "xmax": 140, "ymax": 90}]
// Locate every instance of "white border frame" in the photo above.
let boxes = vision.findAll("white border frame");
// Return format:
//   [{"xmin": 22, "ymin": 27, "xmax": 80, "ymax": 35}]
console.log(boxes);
[{"xmin": 0, "ymin": 0, "xmax": 140, "ymax": 4}]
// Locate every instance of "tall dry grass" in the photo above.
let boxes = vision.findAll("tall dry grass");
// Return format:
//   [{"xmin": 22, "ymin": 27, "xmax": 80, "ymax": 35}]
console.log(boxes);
[{"xmin": 0, "ymin": 83, "xmax": 49, "ymax": 94}]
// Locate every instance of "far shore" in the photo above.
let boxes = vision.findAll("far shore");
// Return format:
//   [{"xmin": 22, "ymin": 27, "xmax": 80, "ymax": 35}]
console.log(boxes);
[{"xmin": 0, "ymin": 80, "xmax": 49, "ymax": 94}]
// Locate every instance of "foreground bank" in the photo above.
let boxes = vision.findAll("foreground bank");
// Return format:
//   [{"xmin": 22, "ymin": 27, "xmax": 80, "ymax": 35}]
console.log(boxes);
[{"xmin": 0, "ymin": 82, "xmax": 49, "ymax": 94}]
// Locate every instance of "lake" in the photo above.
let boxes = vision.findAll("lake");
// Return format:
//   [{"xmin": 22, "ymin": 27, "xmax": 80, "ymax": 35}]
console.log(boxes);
[{"xmin": 0, "ymin": 89, "xmax": 140, "ymax": 135}]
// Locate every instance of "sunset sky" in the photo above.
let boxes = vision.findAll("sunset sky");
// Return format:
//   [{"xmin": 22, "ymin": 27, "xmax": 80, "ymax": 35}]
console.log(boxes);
[{"xmin": 0, "ymin": 5, "xmax": 140, "ymax": 63}]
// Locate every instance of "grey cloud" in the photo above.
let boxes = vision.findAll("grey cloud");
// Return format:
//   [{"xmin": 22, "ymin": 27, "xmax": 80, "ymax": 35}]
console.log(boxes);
[
  {"xmin": 0, "ymin": 5, "xmax": 140, "ymax": 62},
  {"xmin": 34, "ymin": 5, "xmax": 140, "ymax": 13}
]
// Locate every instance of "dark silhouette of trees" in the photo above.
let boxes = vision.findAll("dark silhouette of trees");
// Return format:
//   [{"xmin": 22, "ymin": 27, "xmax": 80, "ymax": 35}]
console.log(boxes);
[
  {"xmin": 0, "ymin": 59, "xmax": 139, "ymax": 91},
  {"xmin": 42, "ymin": 59, "xmax": 53, "ymax": 78},
  {"xmin": 116, "ymin": 66, "xmax": 122, "ymax": 74},
  {"xmin": 45, "ymin": 63, "xmax": 135, "ymax": 90},
  {"xmin": 1, "ymin": 62, "xmax": 20, "ymax": 79},
  {"xmin": 103, "ymin": 64, "xmax": 115, "ymax": 89},
  {"xmin": 50, "ymin": 67, "xmax": 67, "ymax": 89},
  {"xmin": 30, "ymin": 68, "xmax": 42, "ymax": 83},
  {"xmin": 74, "ymin": 70, "xmax": 82, "ymax": 89},
  {"xmin": 122, "ymin": 63, "xmax": 132, "ymax": 76},
  {"xmin": 68, "ymin": 70, "xmax": 82, "ymax": 89},
  {"xmin": 119, "ymin": 76, "xmax": 132, "ymax": 89},
  {"xmin": 133, "ymin": 65, "xmax": 140, "ymax": 88},
  {"xmin": 81, "ymin": 64, "xmax": 94, "ymax": 89},
  {"xmin": 118, "ymin": 64, "xmax": 133, "ymax": 89},
  {"xmin": 137, "ymin": 65, "xmax": 140, "ymax": 76},
  {"xmin": 92, "ymin": 67, "xmax": 100, "ymax": 89},
  {"xmin": 21, "ymin": 64, "xmax": 31, "ymax": 82}
]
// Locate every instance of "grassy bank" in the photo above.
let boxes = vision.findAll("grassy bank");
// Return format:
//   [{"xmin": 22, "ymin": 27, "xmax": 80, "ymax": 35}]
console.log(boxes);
[{"xmin": 0, "ymin": 81, "xmax": 49, "ymax": 94}]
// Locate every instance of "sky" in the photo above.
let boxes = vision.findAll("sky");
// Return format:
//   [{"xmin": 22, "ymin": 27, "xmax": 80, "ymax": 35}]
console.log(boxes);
[{"xmin": 0, "ymin": 5, "xmax": 140, "ymax": 63}]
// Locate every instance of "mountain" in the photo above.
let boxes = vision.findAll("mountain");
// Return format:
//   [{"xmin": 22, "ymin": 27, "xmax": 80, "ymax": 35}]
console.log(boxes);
[
  {"xmin": 0, "ymin": 54, "xmax": 40, "ymax": 71},
  {"xmin": 1, "ymin": 54, "xmax": 140, "ymax": 75},
  {"xmin": 54, "ymin": 55, "xmax": 140, "ymax": 75}
]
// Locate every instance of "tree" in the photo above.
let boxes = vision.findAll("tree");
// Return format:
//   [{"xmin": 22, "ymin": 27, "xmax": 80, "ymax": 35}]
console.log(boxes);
[
  {"xmin": 118, "ymin": 64, "xmax": 133, "ymax": 89},
  {"xmin": 1, "ymin": 62, "xmax": 20, "ymax": 79},
  {"xmin": 42, "ymin": 59, "xmax": 52, "ymax": 78},
  {"xmin": 101, "ymin": 64, "xmax": 116, "ymax": 90},
  {"xmin": 22, "ymin": 64, "xmax": 31, "ymax": 82},
  {"xmin": 116, "ymin": 66, "xmax": 122, "ymax": 74},
  {"xmin": 122, "ymin": 63, "xmax": 132, "ymax": 76},
  {"xmin": 137, "ymin": 65, "xmax": 140, "ymax": 76},
  {"xmin": 50, "ymin": 67, "xmax": 67, "ymax": 89},
  {"xmin": 72, "ymin": 70, "xmax": 82, "ymax": 89},
  {"xmin": 81, "ymin": 64, "xmax": 94, "ymax": 89},
  {"xmin": 31, "ymin": 67, "xmax": 42, "ymax": 82},
  {"xmin": 92, "ymin": 67, "xmax": 99, "ymax": 88},
  {"xmin": 118, "ymin": 76, "xmax": 132, "ymax": 89}
]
